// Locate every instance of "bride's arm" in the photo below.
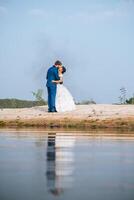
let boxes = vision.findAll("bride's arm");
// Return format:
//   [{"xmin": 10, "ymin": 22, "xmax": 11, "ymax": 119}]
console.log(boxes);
[{"xmin": 52, "ymin": 73, "xmax": 63, "ymax": 83}]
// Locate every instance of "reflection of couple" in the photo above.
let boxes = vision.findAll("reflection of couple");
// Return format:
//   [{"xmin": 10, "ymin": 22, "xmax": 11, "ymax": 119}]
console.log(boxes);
[
  {"xmin": 46, "ymin": 133, "xmax": 75, "ymax": 196},
  {"xmin": 46, "ymin": 60, "xmax": 75, "ymax": 112}
]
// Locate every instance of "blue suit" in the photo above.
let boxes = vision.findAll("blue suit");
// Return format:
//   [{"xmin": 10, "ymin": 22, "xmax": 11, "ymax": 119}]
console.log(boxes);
[{"xmin": 46, "ymin": 65, "xmax": 60, "ymax": 111}]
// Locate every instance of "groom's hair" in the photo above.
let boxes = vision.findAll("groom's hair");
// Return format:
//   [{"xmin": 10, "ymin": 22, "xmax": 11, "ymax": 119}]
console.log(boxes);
[
  {"xmin": 54, "ymin": 60, "xmax": 62, "ymax": 66},
  {"xmin": 62, "ymin": 66, "xmax": 66, "ymax": 74}
]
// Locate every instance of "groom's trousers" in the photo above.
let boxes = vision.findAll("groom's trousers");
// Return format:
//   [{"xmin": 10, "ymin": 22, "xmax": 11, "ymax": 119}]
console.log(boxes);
[{"xmin": 47, "ymin": 86, "xmax": 57, "ymax": 111}]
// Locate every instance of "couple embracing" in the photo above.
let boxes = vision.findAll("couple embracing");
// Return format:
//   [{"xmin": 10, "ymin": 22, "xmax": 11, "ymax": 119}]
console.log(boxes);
[{"xmin": 46, "ymin": 60, "xmax": 75, "ymax": 112}]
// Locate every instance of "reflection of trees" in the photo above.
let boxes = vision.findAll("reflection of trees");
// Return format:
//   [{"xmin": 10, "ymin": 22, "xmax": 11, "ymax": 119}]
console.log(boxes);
[{"xmin": 46, "ymin": 132, "xmax": 75, "ymax": 196}]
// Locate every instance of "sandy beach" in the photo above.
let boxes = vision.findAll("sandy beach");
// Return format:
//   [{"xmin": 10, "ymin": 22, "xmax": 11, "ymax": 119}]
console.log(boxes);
[{"xmin": 0, "ymin": 105, "xmax": 134, "ymax": 129}]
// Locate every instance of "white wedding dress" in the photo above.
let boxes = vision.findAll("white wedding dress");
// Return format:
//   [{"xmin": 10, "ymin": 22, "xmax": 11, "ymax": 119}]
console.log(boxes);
[{"xmin": 55, "ymin": 75, "xmax": 75, "ymax": 112}]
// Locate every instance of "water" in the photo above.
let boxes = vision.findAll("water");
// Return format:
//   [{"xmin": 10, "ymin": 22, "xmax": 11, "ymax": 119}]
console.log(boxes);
[{"xmin": 0, "ymin": 129, "xmax": 134, "ymax": 200}]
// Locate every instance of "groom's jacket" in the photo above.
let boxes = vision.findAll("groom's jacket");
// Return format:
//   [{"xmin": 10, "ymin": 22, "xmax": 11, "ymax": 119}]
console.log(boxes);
[{"xmin": 46, "ymin": 65, "xmax": 60, "ymax": 87}]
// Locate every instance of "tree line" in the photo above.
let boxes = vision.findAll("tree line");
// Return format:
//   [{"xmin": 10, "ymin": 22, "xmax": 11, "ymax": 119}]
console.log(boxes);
[{"xmin": 0, "ymin": 87, "xmax": 134, "ymax": 108}]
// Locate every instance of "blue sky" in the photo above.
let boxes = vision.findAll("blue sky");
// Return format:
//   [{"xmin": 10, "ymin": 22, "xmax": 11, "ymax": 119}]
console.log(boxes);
[{"xmin": 0, "ymin": 0, "xmax": 134, "ymax": 103}]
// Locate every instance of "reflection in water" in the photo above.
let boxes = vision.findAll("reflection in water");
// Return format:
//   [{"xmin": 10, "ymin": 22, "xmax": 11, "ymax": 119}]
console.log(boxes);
[
  {"xmin": 0, "ymin": 130, "xmax": 134, "ymax": 200},
  {"xmin": 46, "ymin": 133, "xmax": 75, "ymax": 196}
]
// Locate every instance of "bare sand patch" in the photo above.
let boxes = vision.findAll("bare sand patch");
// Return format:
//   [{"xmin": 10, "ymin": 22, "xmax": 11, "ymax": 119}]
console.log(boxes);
[{"xmin": 0, "ymin": 105, "xmax": 134, "ymax": 129}]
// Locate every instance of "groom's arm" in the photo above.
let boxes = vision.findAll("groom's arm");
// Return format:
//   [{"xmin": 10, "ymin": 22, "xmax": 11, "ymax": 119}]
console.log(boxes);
[{"xmin": 52, "ymin": 79, "xmax": 62, "ymax": 84}]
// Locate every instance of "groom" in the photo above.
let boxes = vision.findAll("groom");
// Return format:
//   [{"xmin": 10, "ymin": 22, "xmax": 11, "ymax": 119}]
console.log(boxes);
[{"xmin": 46, "ymin": 60, "xmax": 62, "ymax": 112}]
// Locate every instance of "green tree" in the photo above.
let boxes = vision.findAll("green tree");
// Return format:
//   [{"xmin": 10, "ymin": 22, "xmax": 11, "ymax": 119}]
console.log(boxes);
[
  {"xmin": 119, "ymin": 87, "xmax": 127, "ymax": 104},
  {"xmin": 76, "ymin": 99, "xmax": 96, "ymax": 105},
  {"xmin": 32, "ymin": 89, "xmax": 44, "ymax": 102},
  {"xmin": 32, "ymin": 89, "xmax": 46, "ymax": 106},
  {"xmin": 126, "ymin": 93, "xmax": 134, "ymax": 104}
]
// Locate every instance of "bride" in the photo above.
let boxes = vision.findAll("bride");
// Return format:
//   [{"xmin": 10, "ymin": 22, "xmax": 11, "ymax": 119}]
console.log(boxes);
[{"xmin": 52, "ymin": 66, "xmax": 75, "ymax": 112}]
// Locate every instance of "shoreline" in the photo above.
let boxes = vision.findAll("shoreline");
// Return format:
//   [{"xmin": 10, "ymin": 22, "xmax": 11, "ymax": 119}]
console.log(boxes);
[
  {"xmin": 0, "ymin": 105, "xmax": 134, "ymax": 129},
  {"xmin": 0, "ymin": 117, "xmax": 134, "ymax": 130}
]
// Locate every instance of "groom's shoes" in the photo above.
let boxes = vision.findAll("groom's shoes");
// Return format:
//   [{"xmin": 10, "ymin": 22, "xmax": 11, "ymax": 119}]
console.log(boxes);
[
  {"xmin": 51, "ymin": 110, "xmax": 57, "ymax": 113},
  {"xmin": 48, "ymin": 110, "xmax": 57, "ymax": 113}
]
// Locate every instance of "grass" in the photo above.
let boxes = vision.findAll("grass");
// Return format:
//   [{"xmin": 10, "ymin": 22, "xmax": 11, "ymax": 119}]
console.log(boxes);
[
  {"xmin": 0, "ymin": 117, "xmax": 134, "ymax": 130},
  {"xmin": 0, "ymin": 120, "xmax": 6, "ymax": 127}
]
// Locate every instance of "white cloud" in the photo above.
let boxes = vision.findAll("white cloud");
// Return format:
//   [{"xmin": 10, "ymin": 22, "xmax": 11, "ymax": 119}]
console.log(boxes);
[
  {"xmin": 67, "ymin": 11, "xmax": 120, "ymax": 23},
  {"xmin": 28, "ymin": 1, "xmax": 133, "ymax": 23},
  {"xmin": 28, "ymin": 9, "xmax": 45, "ymax": 17},
  {"xmin": 103, "ymin": 9, "xmax": 126, "ymax": 18},
  {"xmin": 67, "ymin": 0, "xmax": 134, "ymax": 24},
  {"xmin": 0, "ymin": 6, "xmax": 8, "ymax": 15},
  {"xmin": 67, "ymin": 3, "xmax": 131, "ymax": 24}
]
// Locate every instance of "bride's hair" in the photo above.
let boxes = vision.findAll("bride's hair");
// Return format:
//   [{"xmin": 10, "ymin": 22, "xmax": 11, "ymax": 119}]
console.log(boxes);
[{"xmin": 62, "ymin": 66, "xmax": 66, "ymax": 74}]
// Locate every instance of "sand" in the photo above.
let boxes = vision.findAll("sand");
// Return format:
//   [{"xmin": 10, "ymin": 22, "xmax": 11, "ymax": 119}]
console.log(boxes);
[
  {"xmin": 0, "ymin": 104, "xmax": 134, "ymax": 119},
  {"xmin": 0, "ymin": 105, "xmax": 134, "ymax": 128}
]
